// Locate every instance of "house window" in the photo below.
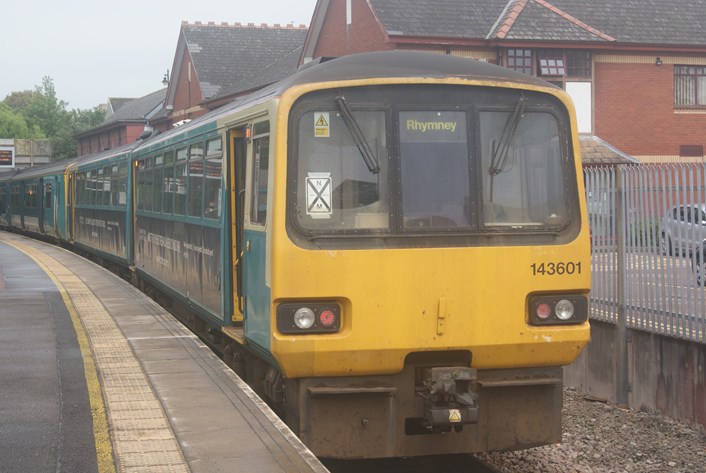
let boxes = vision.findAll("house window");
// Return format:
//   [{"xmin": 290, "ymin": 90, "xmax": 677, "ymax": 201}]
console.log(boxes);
[
  {"xmin": 675, "ymin": 65, "xmax": 706, "ymax": 107},
  {"xmin": 507, "ymin": 49, "xmax": 532, "ymax": 75},
  {"xmin": 538, "ymin": 50, "xmax": 566, "ymax": 76},
  {"xmin": 566, "ymin": 50, "xmax": 591, "ymax": 77}
]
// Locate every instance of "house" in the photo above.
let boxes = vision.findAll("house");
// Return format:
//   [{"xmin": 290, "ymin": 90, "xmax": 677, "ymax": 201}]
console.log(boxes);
[
  {"xmin": 152, "ymin": 21, "xmax": 308, "ymax": 130},
  {"xmin": 302, "ymin": 0, "xmax": 706, "ymax": 163},
  {"xmin": 75, "ymin": 89, "xmax": 166, "ymax": 156}
]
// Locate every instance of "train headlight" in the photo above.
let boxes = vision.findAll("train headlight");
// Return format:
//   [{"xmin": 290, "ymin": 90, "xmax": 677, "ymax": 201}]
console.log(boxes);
[
  {"xmin": 294, "ymin": 308, "xmax": 315, "ymax": 329},
  {"xmin": 277, "ymin": 302, "xmax": 342, "ymax": 334},
  {"xmin": 555, "ymin": 299, "xmax": 575, "ymax": 320},
  {"xmin": 528, "ymin": 295, "xmax": 587, "ymax": 326}
]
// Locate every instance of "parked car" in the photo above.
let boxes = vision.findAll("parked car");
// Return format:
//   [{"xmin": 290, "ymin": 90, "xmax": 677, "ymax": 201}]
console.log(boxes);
[{"xmin": 659, "ymin": 204, "xmax": 706, "ymax": 285}]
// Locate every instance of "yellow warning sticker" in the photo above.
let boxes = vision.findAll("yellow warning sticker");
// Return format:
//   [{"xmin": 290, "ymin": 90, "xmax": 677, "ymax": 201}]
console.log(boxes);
[
  {"xmin": 449, "ymin": 409, "xmax": 462, "ymax": 423},
  {"xmin": 314, "ymin": 112, "xmax": 330, "ymax": 138}
]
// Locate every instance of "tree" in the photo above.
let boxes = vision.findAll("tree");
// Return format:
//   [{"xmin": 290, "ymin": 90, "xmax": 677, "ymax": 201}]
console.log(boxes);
[
  {"xmin": 25, "ymin": 76, "xmax": 68, "ymax": 139},
  {"xmin": 2, "ymin": 76, "xmax": 106, "ymax": 161},
  {"xmin": 0, "ymin": 103, "xmax": 44, "ymax": 139},
  {"xmin": 71, "ymin": 106, "xmax": 106, "ymax": 133},
  {"xmin": 3, "ymin": 90, "xmax": 35, "ymax": 113}
]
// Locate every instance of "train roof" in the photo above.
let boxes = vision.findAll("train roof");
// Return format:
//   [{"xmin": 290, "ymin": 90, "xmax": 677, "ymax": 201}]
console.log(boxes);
[
  {"xmin": 138, "ymin": 50, "xmax": 555, "ymax": 151},
  {"xmin": 275, "ymin": 50, "xmax": 553, "ymax": 91},
  {"xmin": 0, "ymin": 170, "xmax": 19, "ymax": 182},
  {"xmin": 74, "ymin": 141, "xmax": 139, "ymax": 169},
  {"xmin": 0, "ymin": 157, "xmax": 80, "ymax": 181}
]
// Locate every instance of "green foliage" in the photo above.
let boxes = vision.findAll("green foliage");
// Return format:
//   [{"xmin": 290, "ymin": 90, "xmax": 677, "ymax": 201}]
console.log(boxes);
[
  {"xmin": 3, "ymin": 90, "xmax": 35, "ymax": 112},
  {"xmin": 1, "ymin": 76, "xmax": 106, "ymax": 161},
  {"xmin": 0, "ymin": 103, "xmax": 45, "ymax": 139}
]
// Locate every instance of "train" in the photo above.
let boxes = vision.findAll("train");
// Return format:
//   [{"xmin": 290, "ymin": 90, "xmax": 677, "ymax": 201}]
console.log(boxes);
[{"xmin": 0, "ymin": 51, "xmax": 591, "ymax": 459}]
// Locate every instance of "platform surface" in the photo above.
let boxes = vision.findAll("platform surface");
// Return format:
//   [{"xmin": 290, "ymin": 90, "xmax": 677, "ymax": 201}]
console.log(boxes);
[{"xmin": 0, "ymin": 232, "xmax": 328, "ymax": 473}]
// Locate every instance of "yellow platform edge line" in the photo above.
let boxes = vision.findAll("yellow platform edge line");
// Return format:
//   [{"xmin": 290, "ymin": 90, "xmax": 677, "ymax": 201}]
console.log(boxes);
[{"xmin": 5, "ymin": 240, "xmax": 116, "ymax": 473}]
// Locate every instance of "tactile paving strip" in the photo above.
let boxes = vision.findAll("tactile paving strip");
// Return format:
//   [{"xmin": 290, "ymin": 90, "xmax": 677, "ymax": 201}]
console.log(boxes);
[{"xmin": 2, "ymin": 235, "xmax": 189, "ymax": 473}]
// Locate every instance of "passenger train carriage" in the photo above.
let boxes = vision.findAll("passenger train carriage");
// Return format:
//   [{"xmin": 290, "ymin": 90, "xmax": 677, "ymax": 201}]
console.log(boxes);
[{"xmin": 0, "ymin": 51, "xmax": 590, "ymax": 459}]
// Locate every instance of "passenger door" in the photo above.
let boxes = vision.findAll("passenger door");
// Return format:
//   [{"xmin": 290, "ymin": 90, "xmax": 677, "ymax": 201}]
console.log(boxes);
[
  {"xmin": 242, "ymin": 121, "xmax": 271, "ymax": 349},
  {"xmin": 229, "ymin": 127, "xmax": 247, "ymax": 323}
]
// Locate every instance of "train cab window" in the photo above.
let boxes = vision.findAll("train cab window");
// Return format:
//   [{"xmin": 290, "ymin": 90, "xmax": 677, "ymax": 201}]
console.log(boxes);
[
  {"xmin": 187, "ymin": 143, "xmax": 204, "ymax": 217},
  {"xmin": 204, "ymin": 138, "xmax": 222, "ymax": 220},
  {"xmin": 175, "ymin": 148, "xmax": 187, "ymax": 215},
  {"xmin": 480, "ymin": 110, "xmax": 568, "ymax": 228},
  {"xmin": 400, "ymin": 111, "xmax": 470, "ymax": 230},
  {"xmin": 162, "ymin": 150, "xmax": 175, "ymax": 213},
  {"xmin": 44, "ymin": 182, "xmax": 52, "ymax": 209},
  {"xmin": 289, "ymin": 86, "xmax": 579, "ymax": 248},
  {"xmin": 250, "ymin": 122, "xmax": 270, "ymax": 225},
  {"xmin": 294, "ymin": 109, "xmax": 388, "ymax": 231}
]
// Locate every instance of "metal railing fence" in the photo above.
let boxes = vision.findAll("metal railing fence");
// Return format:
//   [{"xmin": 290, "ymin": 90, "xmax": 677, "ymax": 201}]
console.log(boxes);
[{"xmin": 585, "ymin": 163, "xmax": 705, "ymax": 344}]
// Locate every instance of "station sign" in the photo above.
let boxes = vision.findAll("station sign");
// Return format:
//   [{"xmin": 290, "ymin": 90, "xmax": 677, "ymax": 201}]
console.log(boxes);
[{"xmin": 0, "ymin": 146, "xmax": 15, "ymax": 168}]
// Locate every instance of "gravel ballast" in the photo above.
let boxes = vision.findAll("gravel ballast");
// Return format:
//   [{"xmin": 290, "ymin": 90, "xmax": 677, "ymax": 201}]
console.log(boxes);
[{"xmin": 475, "ymin": 388, "xmax": 706, "ymax": 472}]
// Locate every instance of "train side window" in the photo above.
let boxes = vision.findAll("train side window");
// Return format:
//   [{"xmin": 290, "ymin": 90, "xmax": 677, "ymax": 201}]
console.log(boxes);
[
  {"xmin": 162, "ymin": 150, "xmax": 175, "ymax": 213},
  {"xmin": 175, "ymin": 148, "xmax": 187, "ymax": 215},
  {"xmin": 250, "ymin": 122, "xmax": 270, "ymax": 225},
  {"xmin": 25, "ymin": 184, "xmax": 37, "ymax": 208},
  {"xmin": 153, "ymin": 155, "xmax": 163, "ymax": 213},
  {"xmin": 101, "ymin": 167, "xmax": 109, "ymax": 206},
  {"xmin": 87, "ymin": 170, "xmax": 96, "ymax": 206},
  {"xmin": 76, "ymin": 173, "xmax": 84, "ymax": 205},
  {"xmin": 44, "ymin": 182, "xmax": 52, "ymax": 209},
  {"xmin": 187, "ymin": 143, "xmax": 204, "ymax": 217},
  {"xmin": 118, "ymin": 163, "xmax": 128, "ymax": 206},
  {"xmin": 11, "ymin": 184, "xmax": 20, "ymax": 209},
  {"xmin": 204, "ymin": 138, "xmax": 222, "ymax": 219},
  {"xmin": 137, "ymin": 158, "xmax": 155, "ymax": 211},
  {"xmin": 110, "ymin": 165, "xmax": 119, "ymax": 207}
]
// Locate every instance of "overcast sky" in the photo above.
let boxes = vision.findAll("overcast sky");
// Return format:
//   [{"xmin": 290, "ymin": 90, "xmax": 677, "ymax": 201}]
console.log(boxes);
[{"xmin": 1, "ymin": 0, "xmax": 318, "ymax": 110}]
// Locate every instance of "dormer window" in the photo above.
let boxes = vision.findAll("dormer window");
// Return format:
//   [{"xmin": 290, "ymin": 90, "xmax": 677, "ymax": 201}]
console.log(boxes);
[{"xmin": 538, "ymin": 50, "xmax": 566, "ymax": 76}]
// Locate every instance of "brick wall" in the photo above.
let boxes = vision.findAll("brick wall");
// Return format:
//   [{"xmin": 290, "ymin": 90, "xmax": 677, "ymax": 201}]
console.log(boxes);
[
  {"xmin": 313, "ymin": 0, "xmax": 393, "ymax": 58},
  {"xmin": 595, "ymin": 60, "xmax": 706, "ymax": 159}
]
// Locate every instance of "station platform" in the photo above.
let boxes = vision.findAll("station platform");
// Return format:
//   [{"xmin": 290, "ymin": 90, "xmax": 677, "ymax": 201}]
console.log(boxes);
[{"xmin": 0, "ymin": 232, "xmax": 328, "ymax": 473}]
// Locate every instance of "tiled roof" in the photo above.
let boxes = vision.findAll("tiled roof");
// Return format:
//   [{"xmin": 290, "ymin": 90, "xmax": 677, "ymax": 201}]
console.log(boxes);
[
  {"xmin": 579, "ymin": 134, "xmax": 639, "ymax": 165},
  {"xmin": 495, "ymin": 0, "xmax": 615, "ymax": 42},
  {"xmin": 102, "ymin": 88, "xmax": 167, "ymax": 125},
  {"xmin": 181, "ymin": 22, "xmax": 308, "ymax": 100},
  {"xmin": 210, "ymin": 45, "xmax": 304, "ymax": 101},
  {"xmin": 370, "ymin": 0, "xmax": 506, "ymax": 38},
  {"xmin": 106, "ymin": 98, "xmax": 134, "ymax": 115},
  {"xmin": 368, "ymin": 0, "xmax": 706, "ymax": 46},
  {"xmin": 548, "ymin": 0, "xmax": 706, "ymax": 45}
]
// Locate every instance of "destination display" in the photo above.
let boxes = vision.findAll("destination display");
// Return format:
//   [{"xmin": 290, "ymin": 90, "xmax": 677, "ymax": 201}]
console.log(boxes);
[{"xmin": 0, "ymin": 147, "xmax": 14, "ymax": 167}]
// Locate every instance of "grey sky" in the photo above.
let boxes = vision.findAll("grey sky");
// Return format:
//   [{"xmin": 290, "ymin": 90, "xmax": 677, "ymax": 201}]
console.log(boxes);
[{"xmin": 1, "ymin": 0, "xmax": 318, "ymax": 110}]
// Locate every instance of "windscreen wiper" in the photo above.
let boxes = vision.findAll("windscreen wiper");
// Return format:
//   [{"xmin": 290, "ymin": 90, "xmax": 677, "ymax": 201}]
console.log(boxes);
[
  {"xmin": 335, "ymin": 95, "xmax": 380, "ymax": 174},
  {"xmin": 488, "ymin": 93, "xmax": 525, "ymax": 203},
  {"xmin": 489, "ymin": 93, "xmax": 526, "ymax": 177}
]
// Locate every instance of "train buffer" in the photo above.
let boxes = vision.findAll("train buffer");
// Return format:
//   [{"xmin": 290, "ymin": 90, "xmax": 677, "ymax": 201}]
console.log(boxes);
[{"xmin": 0, "ymin": 232, "xmax": 328, "ymax": 473}]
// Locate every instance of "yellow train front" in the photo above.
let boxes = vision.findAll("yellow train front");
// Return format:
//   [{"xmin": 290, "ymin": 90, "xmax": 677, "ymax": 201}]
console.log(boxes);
[{"xmin": 232, "ymin": 51, "xmax": 590, "ymax": 459}]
